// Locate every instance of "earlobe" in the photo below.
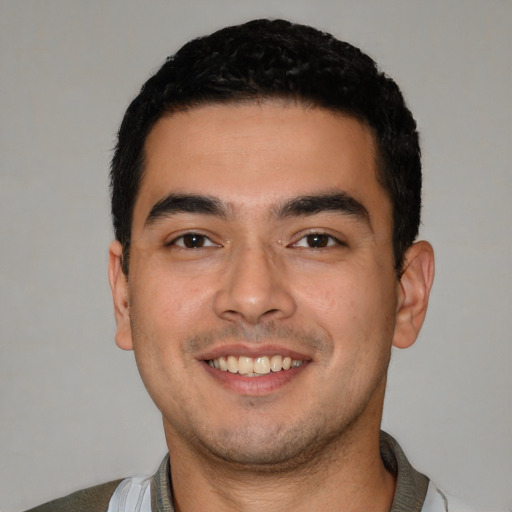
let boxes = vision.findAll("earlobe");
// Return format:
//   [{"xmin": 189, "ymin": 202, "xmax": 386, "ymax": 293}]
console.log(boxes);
[
  {"xmin": 108, "ymin": 240, "xmax": 134, "ymax": 351},
  {"xmin": 392, "ymin": 241, "xmax": 435, "ymax": 349}
]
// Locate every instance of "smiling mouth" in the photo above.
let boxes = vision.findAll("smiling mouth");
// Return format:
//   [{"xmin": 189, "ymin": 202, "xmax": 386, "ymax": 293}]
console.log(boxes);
[{"xmin": 206, "ymin": 355, "xmax": 304, "ymax": 376}]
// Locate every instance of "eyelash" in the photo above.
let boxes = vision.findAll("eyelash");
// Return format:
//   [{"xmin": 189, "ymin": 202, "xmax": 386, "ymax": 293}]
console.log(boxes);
[
  {"xmin": 290, "ymin": 232, "xmax": 345, "ymax": 249},
  {"xmin": 166, "ymin": 231, "xmax": 344, "ymax": 251},
  {"xmin": 166, "ymin": 233, "xmax": 219, "ymax": 249}
]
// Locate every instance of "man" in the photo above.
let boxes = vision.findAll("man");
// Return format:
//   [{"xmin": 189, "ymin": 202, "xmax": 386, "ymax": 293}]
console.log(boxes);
[{"xmin": 27, "ymin": 18, "xmax": 472, "ymax": 512}]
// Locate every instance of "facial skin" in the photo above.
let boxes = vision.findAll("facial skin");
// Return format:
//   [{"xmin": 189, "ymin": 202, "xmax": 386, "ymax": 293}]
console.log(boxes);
[{"xmin": 109, "ymin": 103, "xmax": 434, "ymax": 492}]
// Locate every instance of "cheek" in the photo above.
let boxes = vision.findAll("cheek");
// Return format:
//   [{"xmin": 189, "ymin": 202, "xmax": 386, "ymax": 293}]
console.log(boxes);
[
  {"xmin": 294, "ymin": 265, "xmax": 397, "ymax": 343},
  {"xmin": 128, "ymin": 279, "xmax": 202, "ymax": 405},
  {"xmin": 131, "ymin": 269, "xmax": 216, "ymax": 336}
]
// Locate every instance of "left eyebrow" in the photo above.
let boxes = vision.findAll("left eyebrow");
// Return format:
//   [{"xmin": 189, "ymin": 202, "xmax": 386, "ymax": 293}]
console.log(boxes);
[
  {"xmin": 275, "ymin": 191, "xmax": 371, "ymax": 227},
  {"xmin": 145, "ymin": 193, "xmax": 229, "ymax": 226}
]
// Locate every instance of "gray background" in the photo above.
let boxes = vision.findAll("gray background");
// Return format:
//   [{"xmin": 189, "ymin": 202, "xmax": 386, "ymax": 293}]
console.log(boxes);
[{"xmin": 0, "ymin": 1, "xmax": 510, "ymax": 511}]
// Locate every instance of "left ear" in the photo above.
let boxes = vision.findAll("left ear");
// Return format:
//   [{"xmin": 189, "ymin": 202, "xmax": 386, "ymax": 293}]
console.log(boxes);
[{"xmin": 392, "ymin": 241, "xmax": 435, "ymax": 349}]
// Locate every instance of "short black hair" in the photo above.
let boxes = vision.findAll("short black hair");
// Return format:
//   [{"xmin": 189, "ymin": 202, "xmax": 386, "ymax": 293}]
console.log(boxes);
[{"xmin": 111, "ymin": 18, "xmax": 421, "ymax": 275}]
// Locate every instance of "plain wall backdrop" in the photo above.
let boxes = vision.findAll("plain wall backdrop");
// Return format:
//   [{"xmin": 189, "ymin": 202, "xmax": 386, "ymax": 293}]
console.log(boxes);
[{"xmin": 1, "ymin": 1, "xmax": 510, "ymax": 511}]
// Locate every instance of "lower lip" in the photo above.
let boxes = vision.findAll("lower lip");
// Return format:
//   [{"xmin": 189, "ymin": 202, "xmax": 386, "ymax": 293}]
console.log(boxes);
[{"xmin": 202, "ymin": 361, "xmax": 308, "ymax": 396}]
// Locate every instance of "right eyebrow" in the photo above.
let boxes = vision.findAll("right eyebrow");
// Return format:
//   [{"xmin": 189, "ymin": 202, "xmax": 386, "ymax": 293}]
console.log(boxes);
[{"xmin": 144, "ymin": 194, "xmax": 229, "ymax": 226}]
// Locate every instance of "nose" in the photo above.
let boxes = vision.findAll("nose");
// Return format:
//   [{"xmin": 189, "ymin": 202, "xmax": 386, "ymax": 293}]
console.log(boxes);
[{"xmin": 213, "ymin": 244, "xmax": 296, "ymax": 325}]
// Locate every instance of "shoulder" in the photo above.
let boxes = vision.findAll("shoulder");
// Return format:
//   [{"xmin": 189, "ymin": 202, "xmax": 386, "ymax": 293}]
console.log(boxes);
[
  {"xmin": 22, "ymin": 456, "xmax": 170, "ymax": 512},
  {"xmin": 24, "ymin": 479, "xmax": 123, "ymax": 512}
]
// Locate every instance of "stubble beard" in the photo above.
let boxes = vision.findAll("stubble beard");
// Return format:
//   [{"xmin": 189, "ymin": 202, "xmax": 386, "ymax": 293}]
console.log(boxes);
[
  {"xmin": 171, "ymin": 412, "xmax": 358, "ymax": 475},
  {"xmin": 164, "ymin": 369, "xmax": 389, "ymax": 477},
  {"xmin": 135, "ymin": 318, "xmax": 390, "ymax": 476}
]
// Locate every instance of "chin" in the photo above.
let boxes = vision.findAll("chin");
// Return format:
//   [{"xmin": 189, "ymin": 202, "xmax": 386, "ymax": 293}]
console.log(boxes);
[{"xmin": 189, "ymin": 417, "xmax": 350, "ymax": 473}]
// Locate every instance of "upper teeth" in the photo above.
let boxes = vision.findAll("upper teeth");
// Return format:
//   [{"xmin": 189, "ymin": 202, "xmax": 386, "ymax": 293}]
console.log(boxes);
[{"xmin": 208, "ymin": 355, "xmax": 303, "ymax": 375}]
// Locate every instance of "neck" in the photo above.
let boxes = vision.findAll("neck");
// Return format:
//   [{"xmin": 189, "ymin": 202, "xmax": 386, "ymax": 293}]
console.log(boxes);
[{"xmin": 165, "ymin": 411, "xmax": 395, "ymax": 512}]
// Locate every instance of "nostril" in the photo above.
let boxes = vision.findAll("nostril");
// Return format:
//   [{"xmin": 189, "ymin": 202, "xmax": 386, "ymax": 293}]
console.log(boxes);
[{"xmin": 212, "ymin": 268, "xmax": 297, "ymax": 324}]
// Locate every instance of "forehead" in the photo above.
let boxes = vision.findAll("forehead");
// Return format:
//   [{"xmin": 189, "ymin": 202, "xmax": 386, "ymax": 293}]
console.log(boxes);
[{"xmin": 133, "ymin": 102, "xmax": 390, "ymax": 228}]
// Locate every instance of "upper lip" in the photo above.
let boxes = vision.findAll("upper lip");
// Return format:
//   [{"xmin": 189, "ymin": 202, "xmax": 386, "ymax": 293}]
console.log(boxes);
[{"xmin": 197, "ymin": 343, "xmax": 314, "ymax": 362}]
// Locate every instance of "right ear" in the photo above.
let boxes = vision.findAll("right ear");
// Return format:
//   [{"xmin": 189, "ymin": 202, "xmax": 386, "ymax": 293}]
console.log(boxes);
[{"xmin": 108, "ymin": 240, "xmax": 133, "ymax": 351}]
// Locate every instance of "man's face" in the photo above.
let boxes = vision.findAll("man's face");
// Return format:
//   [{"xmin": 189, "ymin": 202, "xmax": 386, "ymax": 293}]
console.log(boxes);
[{"xmin": 111, "ymin": 102, "xmax": 414, "ymax": 468}]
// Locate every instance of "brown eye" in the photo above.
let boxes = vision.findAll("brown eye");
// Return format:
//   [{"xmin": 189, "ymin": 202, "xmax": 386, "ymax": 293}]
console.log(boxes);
[
  {"xmin": 291, "ymin": 232, "xmax": 342, "ymax": 249},
  {"xmin": 170, "ymin": 233, "xmax": 218, "ymax": 249},
  {"xmin": 306, "ymin": 234, "xmax": 330, "ymax": 248},
  {"xmin": 182, "ymin": 234, "xmax": 206, "ymax": 248}
]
